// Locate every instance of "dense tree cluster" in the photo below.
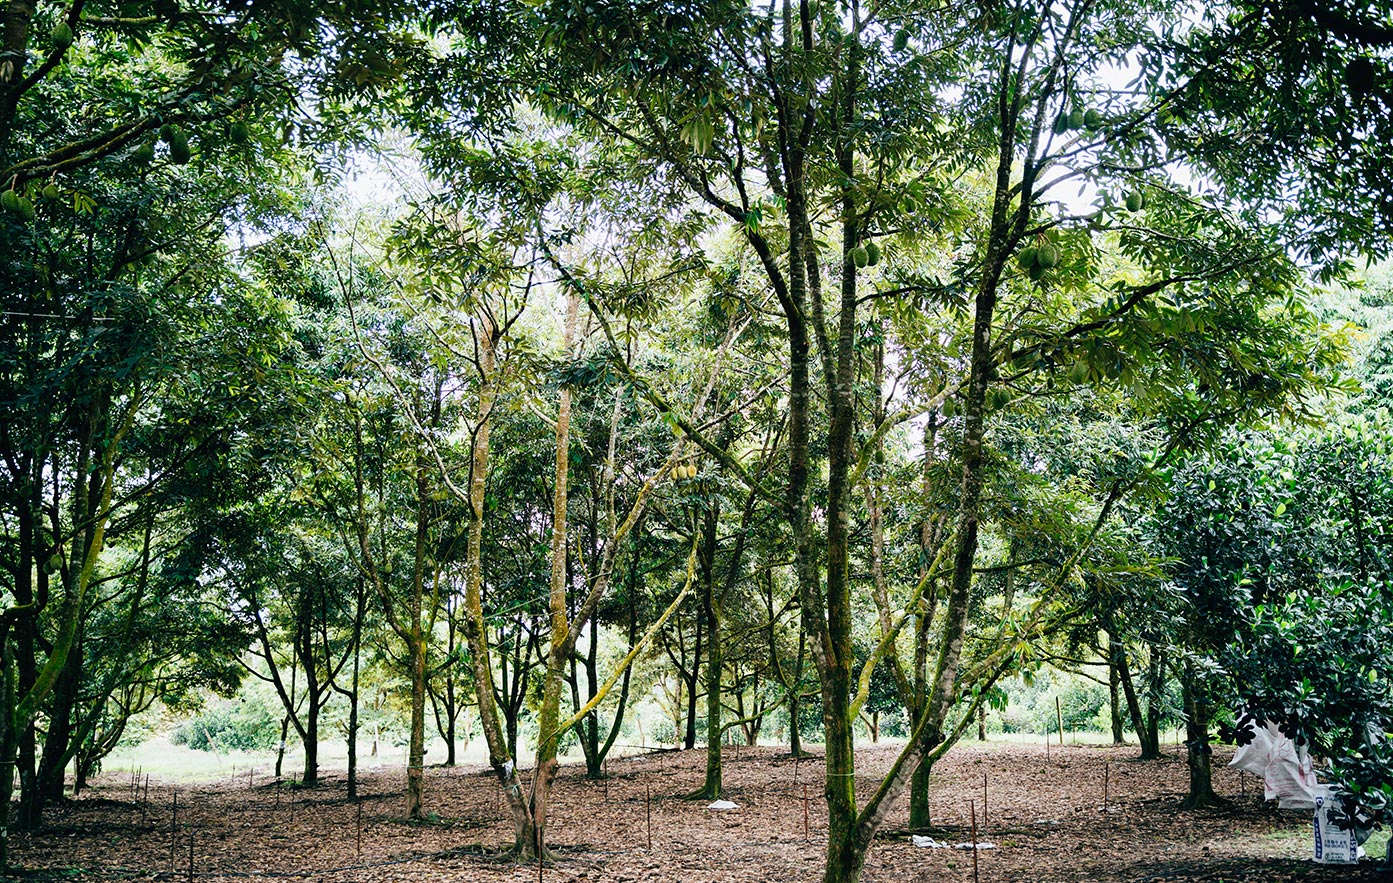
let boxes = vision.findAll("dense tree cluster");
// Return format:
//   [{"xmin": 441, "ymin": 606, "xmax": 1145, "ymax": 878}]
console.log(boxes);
[{"xmin": 4, "ymin": 2, "xmax": 1393, "ymax": 881}]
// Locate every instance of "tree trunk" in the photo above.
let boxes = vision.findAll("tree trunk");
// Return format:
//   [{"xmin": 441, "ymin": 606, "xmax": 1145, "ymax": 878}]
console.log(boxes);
[
  {"xmin": 683, "ymin": 611, "xmax": 702, "ymax": 751},
  {"xmin": 405, "ymin": 630, "xmax": 426, "ymax": 818},
  {"xmin": 36, "ymin": 631, "xmax": 82, "ymax": 804},
  {"xmin": 1181, "ymin": 666, "xmax": 1222, "ymax": 809},
  {"xmin": 1, "ymin": 638, "xmax": 19, "ymax": 871},
  {"xmin": 1140, "ymin": 644, "xmax": 1165, "ymax": 761},
  {"xmin": 275, "ymin": 713, "xmax": 290, "ymax": 779},
  {"xmin": 908, "ymin": 758, "xmax": 932, "ymax": 830},
  {"xmin": 302, "ymin": 695, "xmax": 319, "ymax": 787},
  {"xmin": 346, "ymin": 620, "xmax": 360, "ymax": 800},
  {"xmin": 697, "ymin": 501, "xmax": 724, "ymax": 800}
]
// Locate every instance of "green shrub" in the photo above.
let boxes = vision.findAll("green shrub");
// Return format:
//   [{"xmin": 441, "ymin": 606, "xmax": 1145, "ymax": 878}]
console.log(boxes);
[{"xmin": 172, "ymin": 699, "xmax": 279, "ymax": 752}]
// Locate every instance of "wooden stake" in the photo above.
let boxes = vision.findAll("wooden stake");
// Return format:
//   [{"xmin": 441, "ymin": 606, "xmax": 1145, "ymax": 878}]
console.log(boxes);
[
  {"xmin": 143, "ymin": 774, "xmax": 149, "ymax": 808},
  {"xmin": 1045, "ymin": 728, "xmax": 1050, "ymax": 761},
  {"xmin": 982, "ymin": 773, "xmax": 988, "ymax": 829},
  {"xmin": 187, "ymin": 833, "xmax": 194, "ymax": 883},
  {"xmin": 802, "ymin": 785, "xmax": 810, "ymax": 841},
  {"xmin": 1056, "ymin": 697, "xmax": 1064, "ymax": 747},
  {"xmin": 1104, "ymin": 762, "xmax": 1110, "ymax": 811},
  {"xmin": 645, "ymin": 781, "xmax": 652, "ymax": 850},
  {"xmin": 969, "ymin": 800, "xmax": 980, "ymax": 883},
  {"xmin": 356, "ymin": 801, "xmax": 363, "ymax": 859}
]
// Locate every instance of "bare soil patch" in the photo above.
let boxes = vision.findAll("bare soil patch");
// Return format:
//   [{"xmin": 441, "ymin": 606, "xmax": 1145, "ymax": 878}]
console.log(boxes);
[{"xmin": 5, "ymin": 741, "xmax": 1384, "ymax": 882}]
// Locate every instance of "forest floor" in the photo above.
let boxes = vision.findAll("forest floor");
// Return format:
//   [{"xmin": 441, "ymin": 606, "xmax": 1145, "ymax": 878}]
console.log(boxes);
[{"xmin": 5, "ymin": 740, "xmax": 1387, "ymax": 882}]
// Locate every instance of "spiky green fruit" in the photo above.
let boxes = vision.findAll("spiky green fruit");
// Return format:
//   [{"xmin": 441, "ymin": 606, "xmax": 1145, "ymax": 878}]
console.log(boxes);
[
  {"xmin": 51, "ymin": 21, "xmax": 73, "ymax": 50},
  {"xmin": 42, "ymin": 182, "xmax": 60, "ymax": 200},
  {"xmin": 1053, "ymin": 113, "xmax": 1069, "ymax": 135},
  {"xmin": 1125, "ymin": 191, "xmax": 1143, "ymax": 212},
  {"xmin": 1083, "ymin": 108, "xmax": 1102, "ymax": 129},
  {"xmin": 1067, "ymin": 108, "xmax": 1085, "ymax": 130},
  {"xmin": 1036, "ymin": 242, "xmax": 1059, "ymax": 269},
  {"xmin": 850, "ymin": 245, "xmax": 869, "ymax": 268},
  {"xmin": 1, "ymin": 189, "xmax": 20, "ymax": 213},
  {"xmin": 229, "ymin": 121, "xmax": 250, "ymax": 143},
  {"xmin": 168, "ymin": 129, "xmax": 191, "ymax": 164},
  {"xmin": 133, "ymin": 142, "xmax": 155, "ymax": 164},
  {"xmin": 1027, "ymin": 262, "xmax": 1046, "ymax": 281},
  {"xmin": 864, "ymin": 241, "xmax": 881, "ymax": 266},
  {"xmin": 1016, "ymin": 246, "xmax": 1038, "ymax": 269},
  {"xmin": 159, "ymin": 123, "xmax": 176, "ymax": 143},
  {"xmin": 893, "ymin": 29, "xmax": 910, "ymax": 52},
  {"xmin": 44, "ymin": 554, "xmax": 61, "ymax": 574}
]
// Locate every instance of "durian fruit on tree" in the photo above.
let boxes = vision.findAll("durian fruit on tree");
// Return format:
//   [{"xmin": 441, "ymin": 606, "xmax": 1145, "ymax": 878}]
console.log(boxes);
[
  {"xmin": 168, "ymin": 128, "xmax": 191, "ymax": 164},
  {"xmin": 1015, "ymin": 238, "xmax": 1059, "ymax": 281},
  {"xmin": 1124, "ymin": 190, "xmax": 1146, "ymax": 212},
  {"xmin": 51, "ymin": 21, "xmax": 73, "ymax": 51}
]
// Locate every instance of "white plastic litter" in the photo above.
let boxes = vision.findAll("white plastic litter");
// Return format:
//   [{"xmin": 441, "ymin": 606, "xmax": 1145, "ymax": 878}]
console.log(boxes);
[
  {"xmin": 1229, "ymin": 712, "xmax": 1318, "ymax": 810},
  {"xmin": 910, "ymin": 836, "xmax": 995, "ymax": 849},
  {"xmin": 706, "ymin": 799, "xmax": 740, "ymax": 811},
  {"xmin": 911, "ymin": 836, "xmax": 949, "ymax": 849}
]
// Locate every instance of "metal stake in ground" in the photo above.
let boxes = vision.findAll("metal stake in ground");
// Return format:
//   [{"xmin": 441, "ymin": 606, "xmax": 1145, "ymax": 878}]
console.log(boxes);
[
  {"xmin": 969, "ymin": 800, "xmax": 980, "ymax": 883},
  {"xmin": 645, "ymin": 781, "xmax": 653, "ymax": 850},
  {"xmin": 169, "ymin": 790, "xmax": 178, "ymax": 873},
  {"xmin": 187, "ymin": 833, "xmax": 194, "ymax": 883},
  {"xmin": 356, "ymin": 801, "xmax": 363, "ymax": 859}
]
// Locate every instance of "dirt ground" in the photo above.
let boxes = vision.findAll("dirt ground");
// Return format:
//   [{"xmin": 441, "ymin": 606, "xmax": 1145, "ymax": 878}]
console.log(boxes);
[{"xmin": 5, "ymin": 740, "xmax": 1387, "ymax": 882}]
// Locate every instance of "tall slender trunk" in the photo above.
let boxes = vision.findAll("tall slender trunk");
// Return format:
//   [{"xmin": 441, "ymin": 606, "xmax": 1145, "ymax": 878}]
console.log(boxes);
[
  {"xmin": 1106, "ymin": 628, "xmax": 1125, "ymax": 746},
  {"xmin": 457, "ymin": 317, "xmax": 540, "ymax": 857},
  {"xmin": 1138, "ymin": 644, "xmax": 1164, "ymax": 760},
  {"xmin": 530, "ymin": 291, "xmax": 581, "ymax": 859},
  {"xmin": 683, "ymin": 612, "xmax": 702, "ymax": 751},
  {"xmin": 345, "ymin": 583, "xmax": 363, "ymax": 800},
  {"xmin": 699, "ymin": 504, "xmax": 723, "ymax": 799}
]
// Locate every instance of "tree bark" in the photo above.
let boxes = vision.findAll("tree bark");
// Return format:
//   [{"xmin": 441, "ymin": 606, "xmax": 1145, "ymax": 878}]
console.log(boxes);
[{"xmin": 1181, "ymin": 665, "xmax": 1222, "ymax": 809}]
